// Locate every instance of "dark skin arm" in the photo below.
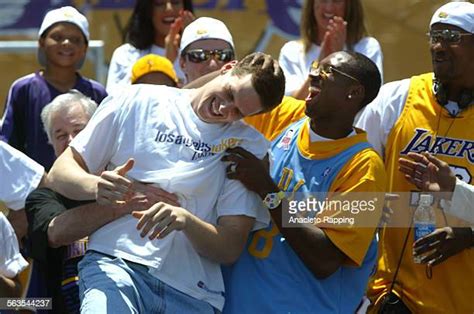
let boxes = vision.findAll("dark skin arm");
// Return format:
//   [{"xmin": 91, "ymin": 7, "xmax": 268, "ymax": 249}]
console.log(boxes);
[
  {"xmin": 222, "ymin": 147, "xmax": 345, "ymax": 279},
  {"xmin": 413, "ymin": 226, "xmax": 472, "ymax": 266}
]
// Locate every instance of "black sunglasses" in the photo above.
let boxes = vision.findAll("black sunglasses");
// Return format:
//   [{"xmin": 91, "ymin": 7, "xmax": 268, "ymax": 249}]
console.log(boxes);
[
  {"xmin": 183, "ymin": 49, "xmax": 234, "ymax": 63},
  {"xmin": 427, "ymin": 29, "xmax": 473, "ymax": 45}
]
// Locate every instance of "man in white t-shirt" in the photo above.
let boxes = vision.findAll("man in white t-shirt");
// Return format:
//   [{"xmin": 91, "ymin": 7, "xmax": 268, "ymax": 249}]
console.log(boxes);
[
  {"xmin": 0, "ymin": 141, "xmax": 46, "ymax": 296},
  {"xmin": 1, "ymin": 141, "xmax": 46, "ymax": 213},
  {"xmin": 47, "ymin": 52, "xmax": 285, "ymax": 313},
  {"xmin": 1, "ymin": 141, "xmax": 47, "ymax": 241},
  {"xmin": 0, "ymin": 212, "xmax": 28, "ymax": 296}
]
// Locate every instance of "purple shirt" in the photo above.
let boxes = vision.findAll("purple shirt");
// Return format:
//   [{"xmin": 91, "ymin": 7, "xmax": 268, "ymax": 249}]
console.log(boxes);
[{"xmin": 0, "ymin": 71, "xmax": 107, "ymax": 170}]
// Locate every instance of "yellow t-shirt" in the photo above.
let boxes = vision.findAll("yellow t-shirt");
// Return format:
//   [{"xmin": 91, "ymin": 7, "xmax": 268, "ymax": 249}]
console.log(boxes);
[
  {"xmin": 244, "ymin": 96, "xmax": 306, "ymax": 141},
  {"xmin": 369, "ymin": 73, "xmax": 474, "ymax": 313}
]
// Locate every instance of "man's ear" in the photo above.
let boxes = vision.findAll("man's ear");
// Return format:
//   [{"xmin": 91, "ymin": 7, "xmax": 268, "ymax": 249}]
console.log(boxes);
[
  {"xmin": 179, "ymin": 55, "xmax": 186, "ymax": 71},
  {"xmin": 220, "ymin": 60, "xmax": 238, "ymax": 75},
  {"xmin": 347, "ymin": 85, "xmax": 365, "ymax": 102},
  {"xmin": 80, "ymin": 42, "xmax": 88, "ymax": 55},
  {"xmin": 38, "ymin": 37, "xmax": 45, "ymax": 49}
]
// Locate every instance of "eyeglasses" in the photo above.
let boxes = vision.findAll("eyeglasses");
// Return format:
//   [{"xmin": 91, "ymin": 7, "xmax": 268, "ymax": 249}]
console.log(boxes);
[
  {"xmin": 427, "ymin": 29, "xmax": 473, "ymax": 45},
  {"xmin": 183, "ymin": 49, "xmax": 235, "ymax": 63},
  {"xmin": 153, "ymin": 0, "xmax": 182, "ymax": 8},
  {"xmin": 310, "ymin": 64, "xmax": 360, "ymax": 84}
]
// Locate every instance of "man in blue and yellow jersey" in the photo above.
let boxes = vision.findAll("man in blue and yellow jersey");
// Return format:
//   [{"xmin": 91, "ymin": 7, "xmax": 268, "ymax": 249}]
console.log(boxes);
[
  {"xmin": 222, "ymin": 51, "xmax": 386, "ymax": 313},
  {"xmin": 356, "ymin": 2, "xmax": 474, "ymax": 313}
]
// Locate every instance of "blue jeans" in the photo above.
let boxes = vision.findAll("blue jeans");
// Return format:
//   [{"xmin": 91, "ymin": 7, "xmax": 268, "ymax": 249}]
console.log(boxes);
[{"xmin": 78, "ymin": 251, "xmax": 215, "ymax": 313}]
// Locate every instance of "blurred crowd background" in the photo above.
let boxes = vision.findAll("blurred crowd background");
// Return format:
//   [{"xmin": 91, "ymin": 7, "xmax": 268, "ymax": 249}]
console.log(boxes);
[{"xmin": 0, "ymin": 0, "xmax": 452, "ymax": 114}]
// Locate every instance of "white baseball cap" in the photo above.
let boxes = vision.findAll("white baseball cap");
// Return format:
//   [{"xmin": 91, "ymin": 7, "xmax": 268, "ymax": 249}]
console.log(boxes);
[
  {"xmin": 38, "ymin": 6, "xmax": 89, "ymax": 41},
  {"xmin": 430, "ymin": 1, "xmax": 474, "ymax": 33},
  {"xmin": 37, "ymin": 6, "xmax": 89, "ymax": 68},
  {"xmin": 180, "ymin": 17, "xmax": 234, "ymax": 54}
]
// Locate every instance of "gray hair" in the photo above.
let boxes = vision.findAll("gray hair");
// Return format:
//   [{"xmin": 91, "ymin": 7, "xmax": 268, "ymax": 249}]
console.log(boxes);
[{"xmin": 41, "ymin": 90, "xmax": 97, "ymax": 143}]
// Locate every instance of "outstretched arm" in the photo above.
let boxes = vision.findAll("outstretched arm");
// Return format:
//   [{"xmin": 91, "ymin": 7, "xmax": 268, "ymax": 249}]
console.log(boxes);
[{"xmin": 48, "ymin": 147, "xmax": 101, "ymax": 200}]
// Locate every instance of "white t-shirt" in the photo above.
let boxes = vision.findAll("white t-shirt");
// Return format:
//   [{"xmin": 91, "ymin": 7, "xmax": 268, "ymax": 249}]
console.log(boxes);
[
  {"xmin": 279, "ymin": 37, "xmax": 384, "ymax": 95},
  {"xmin": 70, "ymin": 85, "xmax": 270, "ymax": 310},
  {"xmin": 355, "ymin": 79, "xmax": 411, "ymax": 157},
  {"xmin": 106, "ymin": 43, "xmax": 185, "ymax": 95},
  {"xmin": 440, "ymin": 179, "xmax": 474, "ymax": 224},
  {"xmin": 0, "ymin": 212, "xmax": 28, "ymax": 278},
  {"xmin": 0, "ymin": 141, "xmax": 44, "ymax": 210}
]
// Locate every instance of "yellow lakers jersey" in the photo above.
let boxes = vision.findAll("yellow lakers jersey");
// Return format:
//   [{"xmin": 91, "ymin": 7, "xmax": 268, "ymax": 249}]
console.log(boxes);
[{"xmin": 370, "ymin": 73, "xmax": 474, "ymax": 313}]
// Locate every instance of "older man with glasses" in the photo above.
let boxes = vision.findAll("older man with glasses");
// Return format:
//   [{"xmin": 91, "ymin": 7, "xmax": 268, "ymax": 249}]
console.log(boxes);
[
  {"xmin": 356, "ymin": 2, "xmax": 474, "ymax": 313},
  {"xmin": 179, "ymin": 17, "xmax": 235, "ymax": 84}
]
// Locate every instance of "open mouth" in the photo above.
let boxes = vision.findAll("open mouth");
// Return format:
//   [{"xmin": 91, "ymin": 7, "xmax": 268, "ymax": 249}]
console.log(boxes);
[
  {"xmin": 210, "ymin": 98, "xmax": 223, "ymax": 117},
  {"xmin": 162, "ymin": 16, "xmax": 176, "ymax": 24},
  {"xmin": 432, "ymin": 52, "xmax": 448, "ymax": 63},
  {"xmin": 305, "ymin": 85, "xmax": 321, "ymax": 103},
  {"xmin": 58, "ymin": 50, "xmax": 74, "ymax": 57},
  {"xmin": 323, "ymin": 13, "xmax": 335, "ymax": 19}
]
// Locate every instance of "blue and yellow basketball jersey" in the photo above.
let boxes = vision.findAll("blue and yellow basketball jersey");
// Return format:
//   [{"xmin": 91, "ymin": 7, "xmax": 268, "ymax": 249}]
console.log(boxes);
[{"xmin": 223, "ymin": 117, "xmax": 385, "ymax": 313}]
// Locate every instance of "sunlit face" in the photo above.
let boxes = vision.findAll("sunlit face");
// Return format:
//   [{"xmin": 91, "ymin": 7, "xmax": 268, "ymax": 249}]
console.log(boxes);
[
  {"xmin": 430, "ymin": 23, "xmax": 474, "ymax": 85},
  {"xmin": 152, "ymin": 0, "xmax": 183, "ymax": 43},
  {"xmin": 305, "ymin": 52, "xmax": 358, "ymax": 120},
  {"xmin": 192, "ymin": 73, "xmax": 263, "ymax": 124},
  {"xmin": 39, "ymin": 23, "xmax": 87, "ymax": 68},
  {"xmin": 134, "ymin": 72, "xmax": 176, "ymax": 86},
  {"xmin": 49, "ymin": 103, "xmax": 90, "ymax": 156},
  {"xmin": 180, "ymin": 39, "xmax": 234, "ymax": 83},
  {"xmin": 313, "ymin": 0, "xmax": 346, "ymax": 35}
]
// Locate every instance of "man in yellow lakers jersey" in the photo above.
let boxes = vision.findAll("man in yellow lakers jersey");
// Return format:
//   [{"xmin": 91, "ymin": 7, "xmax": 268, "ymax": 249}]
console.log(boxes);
[
  {"xmin": 356, "ymin": 2, "xmax": 474, "ymax": 313},
  {"xmin": 221, "ymin": 51, "xmax": 386, "ymax": 313}
]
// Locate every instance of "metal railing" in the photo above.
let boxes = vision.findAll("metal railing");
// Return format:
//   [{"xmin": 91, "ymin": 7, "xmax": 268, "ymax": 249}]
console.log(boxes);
[{"xmin": 0, "ymin": 40, "xmax": 106, "ymax": 84}]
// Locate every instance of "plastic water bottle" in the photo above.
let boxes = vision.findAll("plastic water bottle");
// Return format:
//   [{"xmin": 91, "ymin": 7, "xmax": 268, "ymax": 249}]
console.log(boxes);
[{"xmin": 413, "ymin": 194, "xmax": 436, "ymax": 263}]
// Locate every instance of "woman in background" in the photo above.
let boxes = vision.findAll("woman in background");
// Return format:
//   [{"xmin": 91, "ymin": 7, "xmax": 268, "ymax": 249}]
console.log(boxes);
[
  {"xmin": 279, "ymin": 0, "xmax": 383, "ymax": 99},
  {"xmin": 106, "ymin": 0, "xmax": 194, "ymax": 93}
]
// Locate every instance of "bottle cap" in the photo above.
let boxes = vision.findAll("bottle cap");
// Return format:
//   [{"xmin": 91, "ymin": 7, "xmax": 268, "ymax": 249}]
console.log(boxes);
[{"xmin": 419, "ymin": 194, "xmax": 433, "ymax": 204}]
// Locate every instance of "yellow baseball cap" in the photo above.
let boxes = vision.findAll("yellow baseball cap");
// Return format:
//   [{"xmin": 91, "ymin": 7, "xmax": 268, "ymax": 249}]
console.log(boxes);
[{"xmin": 131, "ymin": 54, "xmax": 178, "ymax": 84}]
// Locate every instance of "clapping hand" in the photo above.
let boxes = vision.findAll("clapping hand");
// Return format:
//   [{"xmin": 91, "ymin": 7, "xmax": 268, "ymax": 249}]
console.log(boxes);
[
  {"xmin": 320, "ymin": 16, "xmax": 347, "ymax": 61},
  {"xmin": 399, "ymin": 152, "xmax": 456, "ymax": 197},
  {"xmin": 165, "ymin": 9, "xmax": 195, "ymax": 63}
]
